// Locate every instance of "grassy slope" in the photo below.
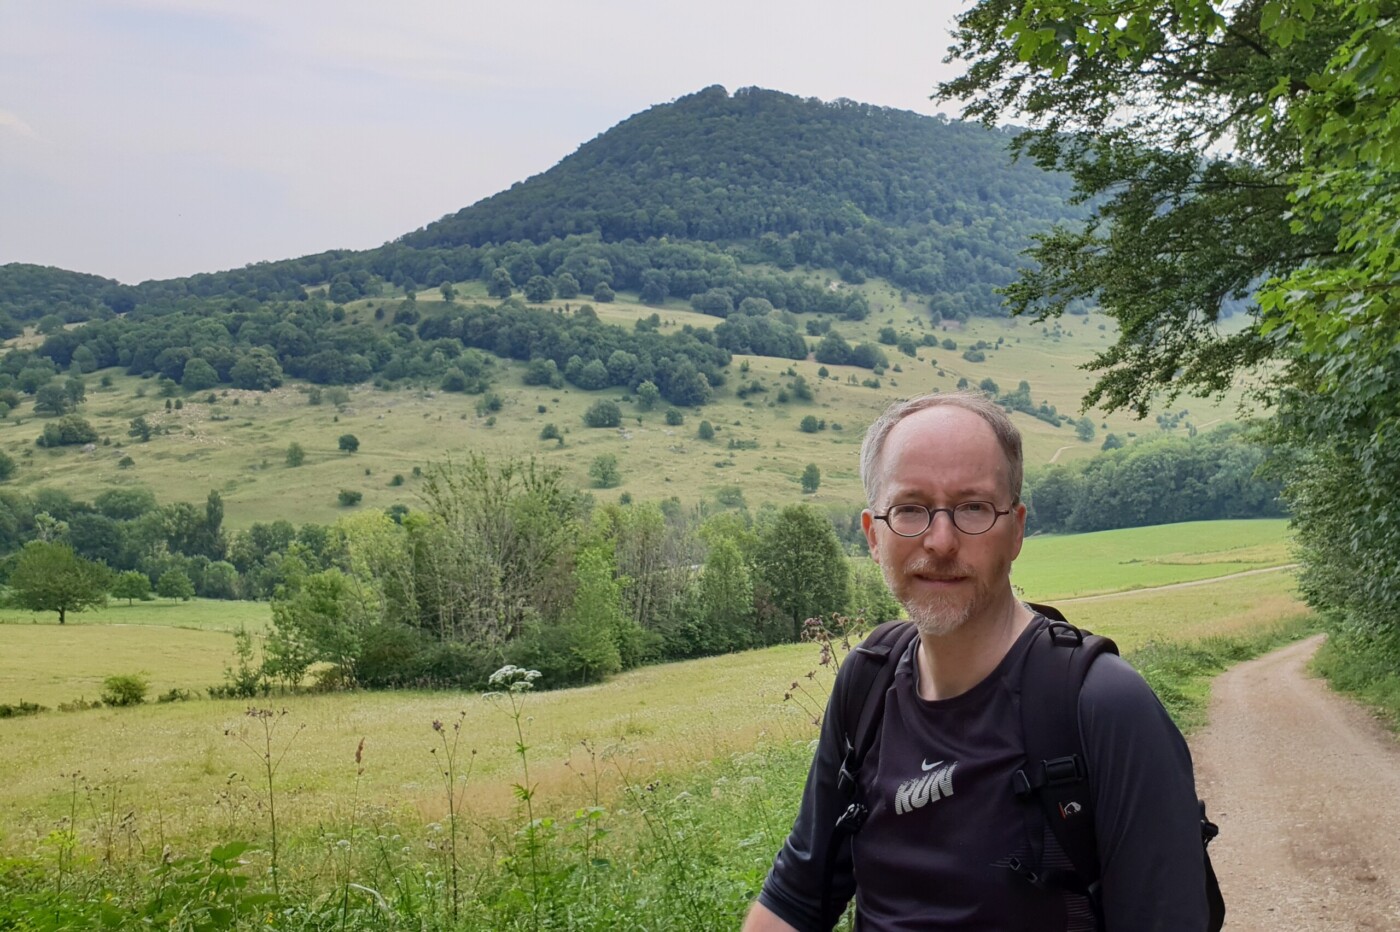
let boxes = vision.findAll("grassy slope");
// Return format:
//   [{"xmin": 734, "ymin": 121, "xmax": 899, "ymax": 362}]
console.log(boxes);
[
  {"xmin": 0, "ymin": 277, "xmax": 1248, "ymax": 529},
  {"xmin": 0, "ymin": 521, "xmax": 1300, "ymax": 851}
]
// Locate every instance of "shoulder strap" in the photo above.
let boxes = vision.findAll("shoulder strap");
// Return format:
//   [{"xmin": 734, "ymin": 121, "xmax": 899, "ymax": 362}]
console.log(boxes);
[
  {"xmin": 1011, "ymin": 607, "xmax": 1118, "ymax": 906},
  {"xmin": 820, "ymin": 619, "xmax": 917, "ymax": 922},
  {"xmin": 836, "ymin": 619, "xmax": 918, "ymax": 798}
]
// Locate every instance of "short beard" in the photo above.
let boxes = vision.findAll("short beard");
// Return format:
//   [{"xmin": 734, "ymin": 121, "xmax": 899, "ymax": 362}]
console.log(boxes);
[{"xmin": 881, "ymin": 558, "xmax": 984, "ymax": 639}]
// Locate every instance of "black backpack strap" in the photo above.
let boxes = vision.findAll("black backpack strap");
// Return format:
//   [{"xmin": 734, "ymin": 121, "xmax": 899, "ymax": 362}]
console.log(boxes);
[
  {"xmin": 1010, "ymin": 610, "xmax": 1118, "ymax": 921},
  {"xmin": 820, "ymin": 619, "xmax": 918, "ymax": 921}
]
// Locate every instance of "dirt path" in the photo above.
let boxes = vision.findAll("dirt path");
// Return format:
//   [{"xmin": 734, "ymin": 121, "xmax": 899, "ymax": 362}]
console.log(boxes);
[{"xmin": 1191, "ymin": 635, "xmax": 1400, "ymax": 930}]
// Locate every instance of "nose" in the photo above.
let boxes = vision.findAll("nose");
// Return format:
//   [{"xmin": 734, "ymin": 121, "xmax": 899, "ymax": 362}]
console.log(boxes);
[{"xmin": 919, "ymin": 509, "xmax": 960, "ymax": 555}]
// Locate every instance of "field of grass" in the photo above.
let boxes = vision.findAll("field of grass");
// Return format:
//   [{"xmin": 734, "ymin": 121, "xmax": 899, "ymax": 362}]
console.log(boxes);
[
  {"xmin": 1015, "ymin": 518, "xmax": 1293, "ymax": 599},
  {"xmin": 0, "ymin": 518, "xmax": 1310, "ymax": 929},
  {"xmin": 0, "ymin": 599, "xmax": 270, "ymax": 707},
  {"xmin": 0, "ymin": 279, "xmax": 1248, "ymax": 529},
  {"xmin": 0, "ymin": 557, "xmax": 1303, "ymax": 857}
]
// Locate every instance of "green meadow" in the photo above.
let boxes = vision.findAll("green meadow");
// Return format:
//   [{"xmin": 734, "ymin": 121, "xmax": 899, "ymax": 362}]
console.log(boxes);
[
  {"xmin": 0, "ymin": 282, "xmax": 1247, "ymax": 530},
  {"xmin": 0, "ymin": 521, "xmax": 1299, "ymax": 841}
]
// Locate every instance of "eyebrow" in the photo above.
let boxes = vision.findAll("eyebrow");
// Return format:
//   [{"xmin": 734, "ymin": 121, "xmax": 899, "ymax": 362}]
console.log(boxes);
[{"xmin": 885, "ymin": 486, "xmax": 998, "ymax": 503}]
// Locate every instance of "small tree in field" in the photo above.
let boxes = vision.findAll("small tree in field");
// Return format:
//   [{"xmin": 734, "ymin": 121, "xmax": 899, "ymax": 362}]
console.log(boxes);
[
  {"xmin": 589, "ymin": 454, "xmax": 621, "ymax": 488},
  {"xmin": 8, "ymin": 541, "xmax": 109, "ymax": 623},
  {"xmin": 156, "ymin": 569, "xmax": 195, "ymax": 601},
  {"xmin": 112, "ymin": 570, "xmax": 152, "ymax": 605},
  {"xmin": 801, "ymin": 463, "xmax": 821, "ymax": 494},
  {"xmin": 285, "ymin": 442, "xmax": 305, "ymax": 467},
  {"xmin": 338, "ymin": 434, "xmax": 360, "ymax": 453}
]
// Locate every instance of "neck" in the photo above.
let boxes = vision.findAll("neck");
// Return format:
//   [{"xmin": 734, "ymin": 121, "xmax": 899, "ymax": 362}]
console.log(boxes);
[{"xmin": 914, "ymin": 590, "xmax": 1033, "ymax": 701}]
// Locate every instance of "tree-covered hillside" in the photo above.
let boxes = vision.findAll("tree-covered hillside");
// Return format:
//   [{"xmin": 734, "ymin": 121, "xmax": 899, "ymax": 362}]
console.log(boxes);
[
  {"xmin": 403, "ymin": 86, "xmax": 1085, "ymax": 312},
  {"xmin": 1, "ymin": 86, "xmax": 1086, "ymax": 330}
]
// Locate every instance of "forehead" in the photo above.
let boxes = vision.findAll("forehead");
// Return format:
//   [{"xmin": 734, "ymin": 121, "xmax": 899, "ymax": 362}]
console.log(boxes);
[{"xmin": 877, "ymin": 406, "xmax": 1010, "ymax": 500}]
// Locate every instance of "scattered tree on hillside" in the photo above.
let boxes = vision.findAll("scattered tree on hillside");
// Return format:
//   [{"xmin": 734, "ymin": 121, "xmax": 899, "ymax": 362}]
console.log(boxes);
[
  {"xmin": 801, "ymin": 463, "xmax": 821, "ymax": 494},
  {"xmin": 286, "ymin": 442, "xmax": 306, "ymax": 467},
  {"xmin": 589, "ymin": 454, "xmax": 621, "ymax": 489},
  {"xmin": 338, "ymin": 434, "xmax": 360, "ymax": 453}
]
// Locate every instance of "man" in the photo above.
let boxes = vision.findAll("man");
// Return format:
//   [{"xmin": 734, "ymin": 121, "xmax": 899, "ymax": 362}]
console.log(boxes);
[{"xmin": 744, "ymin": 392, "xmax": 1208, "ymax": 931}]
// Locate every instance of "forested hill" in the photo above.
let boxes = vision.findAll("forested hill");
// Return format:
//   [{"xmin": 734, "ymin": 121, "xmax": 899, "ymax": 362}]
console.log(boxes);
[{"xmin": 402, "ymin": 86, "xmax": 1084, "ymax": 304}]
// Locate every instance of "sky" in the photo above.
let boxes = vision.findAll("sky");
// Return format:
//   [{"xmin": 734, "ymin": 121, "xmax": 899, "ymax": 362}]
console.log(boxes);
[{"xmin": 1, "ymin": 1, "xmax": 970, "ymax": 285}]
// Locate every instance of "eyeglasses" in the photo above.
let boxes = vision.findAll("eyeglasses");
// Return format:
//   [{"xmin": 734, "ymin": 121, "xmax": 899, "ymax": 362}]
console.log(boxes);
[{"xmin": 873, "ymin": 502, "xmax": 1012, "ymax": 537}]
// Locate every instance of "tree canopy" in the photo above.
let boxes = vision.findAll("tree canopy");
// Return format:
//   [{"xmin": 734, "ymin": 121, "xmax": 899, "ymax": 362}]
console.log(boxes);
[{"xmin": 942, "ymin": 0, "xmax": 1400, "ymax": 639}]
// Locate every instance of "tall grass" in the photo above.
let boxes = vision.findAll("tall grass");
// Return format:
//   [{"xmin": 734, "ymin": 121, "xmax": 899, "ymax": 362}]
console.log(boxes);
[
  {"xmin": 0, "ymin": 602, "xmax": 1319, "ymax": 929},
  {"xmin": 1312, "ymin": 627, "xmax": 1400, "ymax": 733}
]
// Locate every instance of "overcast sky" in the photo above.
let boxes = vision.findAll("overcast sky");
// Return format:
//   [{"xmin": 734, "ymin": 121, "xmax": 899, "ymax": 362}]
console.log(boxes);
[{"xmin": 1, "ymin": 1, "xmax": 970, "ymax": 284}]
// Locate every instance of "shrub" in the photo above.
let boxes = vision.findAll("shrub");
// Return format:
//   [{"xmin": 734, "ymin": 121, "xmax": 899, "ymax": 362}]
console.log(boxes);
[
  {"xmin": 698, "ymin": 420, "xmax": 715, "ymax": 441},
  {"xmin": 101, "ymin": 674, "xmax": 148, "ymax": 707},
  {"xmin": 664, "ymin": 407, "xmax": 684, "ymax": 426},
  {"xmin": 338, "ymin": 489, "xmax": 363, "ymax": 506},
  {"xmin": 583, "ymin": 400, "xmax": 622, "ymax": 428},
  {"xmin": 285, "ymin": 442, "xmax": 305, "ymax": 467},
  {"xmin": 338, "ymin": 433, "xmax": 360, "ymax": 453}
]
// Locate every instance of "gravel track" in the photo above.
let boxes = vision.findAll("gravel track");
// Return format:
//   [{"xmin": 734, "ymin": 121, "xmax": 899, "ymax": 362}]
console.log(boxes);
[{"xmin": 1190, "ymin": 635, "xmax": 1400, "ymax": 930}]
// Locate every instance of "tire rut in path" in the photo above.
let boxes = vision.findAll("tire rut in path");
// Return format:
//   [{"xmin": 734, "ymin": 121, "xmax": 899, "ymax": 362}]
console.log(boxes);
[{"xmin": 1190, "ymin": 635, "xmax": 1400, "ymax": 930}]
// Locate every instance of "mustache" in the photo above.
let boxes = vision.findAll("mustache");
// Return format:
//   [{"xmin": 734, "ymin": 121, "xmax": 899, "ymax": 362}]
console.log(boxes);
[{"xmin": 902, "ymin": 560, "xmax": 973, "ymax": 578}]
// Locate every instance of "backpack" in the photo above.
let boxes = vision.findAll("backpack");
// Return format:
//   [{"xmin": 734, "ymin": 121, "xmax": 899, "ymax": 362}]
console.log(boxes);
[{"xmin": 821, "ymin": 605, "xmax": 1225, "ymax": 931}]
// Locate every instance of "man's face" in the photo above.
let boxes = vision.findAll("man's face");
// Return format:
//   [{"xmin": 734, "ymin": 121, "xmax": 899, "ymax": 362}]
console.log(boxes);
[{"xmin": 861, "ymin": 406, "xmax": 1026, "ymax": 638}]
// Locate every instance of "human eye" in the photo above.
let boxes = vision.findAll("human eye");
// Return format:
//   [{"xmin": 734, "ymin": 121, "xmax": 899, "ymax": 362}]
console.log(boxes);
[
  {"xmin": 958, "ymin": 501, "xmax": 990, "ymax": 514},
  {"xmin": 889, "ymin": 503, "xmax": 926, "ymax": 518}
]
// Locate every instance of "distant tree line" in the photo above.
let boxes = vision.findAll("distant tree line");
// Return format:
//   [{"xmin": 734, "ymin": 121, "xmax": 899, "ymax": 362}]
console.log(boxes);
[
  {"xmin": 1024, "ymin": 427, "xmax": 1285, "ymax": 534},
  {"xmin": 416, "ymin": 301, "xmax": 730, "ymax": 405}
]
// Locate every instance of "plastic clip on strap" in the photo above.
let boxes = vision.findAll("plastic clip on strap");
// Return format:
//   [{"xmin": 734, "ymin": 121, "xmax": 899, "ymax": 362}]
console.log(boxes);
[{"xmin": 1012, "ymin": 754, "xmax": 1086, "ymax": 797}]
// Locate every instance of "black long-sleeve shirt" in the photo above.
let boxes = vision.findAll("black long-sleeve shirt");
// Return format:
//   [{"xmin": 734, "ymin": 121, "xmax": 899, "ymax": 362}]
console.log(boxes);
[{"xmin": 758, "ymin": 616, "xmax": 1209, "ymax": 931}]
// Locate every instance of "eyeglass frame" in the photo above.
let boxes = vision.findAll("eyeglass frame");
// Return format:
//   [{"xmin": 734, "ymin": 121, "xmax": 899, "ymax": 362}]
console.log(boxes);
[{"xmin": 871, "ymin": 501, "xmax": 1014, "ymax": 537}]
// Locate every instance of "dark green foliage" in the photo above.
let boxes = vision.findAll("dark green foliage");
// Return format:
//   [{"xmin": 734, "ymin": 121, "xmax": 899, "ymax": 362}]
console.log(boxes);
[
  {"xmin": 0, "ymin": 450, "xmax": 14, "ymax": 481},
  {"xmin": 285, "ymin": 442, "xmax": 305, "ymax": 467},
  {"xmin": 799, "ymin": 415, "xmax": 821, "ymax": 433},
  {"xmin": 583, "ymin": 400, "xmax": 622, "ymax": 428},
  {"xmin": 1025, "ymin": 428, "xmax": 1284, "ymax": 534},
  {"xmin": 36, "ymin": 414, "xmax": 97, "ymax": 447},
  {"xmin": 697, "ymin": 420, "xmax": 715, "ymax": 441},
  {"xmin": 664, "ymin": 407, "xmax": 684, "ymax": 426},
  {"xmin": 398, "ymin": 87, "xmax": 1083, "ymax": 307},
  {"xmin": 337, "ymin": 434, "xmax": 359, "ymax": 453},
  {"xmin": 337, "ymin": 489, "xmax": 363, "ymax": 506},
  {"xmin": 801, "ymin": 463, "xmax": 821, "ymax": 494},
  {"xmin": 539, "ymin": 422, "xmax": 561, "ymax": 442},
  {"xmin": 523, "ymin": 275, "xmax": 555, "ymax": 303},
  {"xmin": 755, "ymin": 504, "xmax": 850, "ymax": 640}
]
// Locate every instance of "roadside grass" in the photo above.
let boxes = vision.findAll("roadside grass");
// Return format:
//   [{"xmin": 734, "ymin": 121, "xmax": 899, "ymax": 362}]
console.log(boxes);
[
  {"xmin": 0, "ymin": 285, "xmax": 1246, "ymax": 529},
  {"xmin": 1312, "ymin": 629, "xmax": 1400, "ymax": 734}
]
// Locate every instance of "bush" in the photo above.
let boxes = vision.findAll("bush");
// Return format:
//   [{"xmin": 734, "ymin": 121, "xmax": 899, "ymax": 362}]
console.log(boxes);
[
  {"xmin": 698, "ymin": 420, "xmax": 715, "ymax": 441},
  {"xmin": 338, "ymin": 489, "xmax": 363, "ymax": 506},
  {"xmin": 583, "ymin": 400, "xmax": 622, "ymax": 428},
  {"xmin": 0, "ymin": 700, "xmax": 46, "ymax": 718},
  {"xmin": 665, "ymin": 407, "xmax": 684, "ymax": 426},
  {"xmin": 101, "ymin": 674, "xmax": 148, "ymax": 707},
  {"xmin": 285, "ymin": 442, "xmax": 305, "ymax": 467},
  {"xmin": 338, "ymin": 433, "xmax": 360, "ymax": 453}
]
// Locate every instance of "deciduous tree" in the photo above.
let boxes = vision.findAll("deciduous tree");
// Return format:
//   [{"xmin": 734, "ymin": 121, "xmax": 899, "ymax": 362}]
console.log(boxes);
[{"xmin": 8, "ymin": 541, "xmax": 109, "ymax": 623}]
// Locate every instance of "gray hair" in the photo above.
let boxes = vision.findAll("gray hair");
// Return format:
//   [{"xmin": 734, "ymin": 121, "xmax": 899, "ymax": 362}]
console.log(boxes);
[{"xmin": 859, "ymin": 390, "xmax": 1023, "ymax": 508}]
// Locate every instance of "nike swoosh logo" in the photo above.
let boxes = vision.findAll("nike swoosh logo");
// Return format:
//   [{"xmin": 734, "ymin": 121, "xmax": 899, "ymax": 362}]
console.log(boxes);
[{"xmin": 921, "ymin": 759, "xmax": 944, "ymax": 771}]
